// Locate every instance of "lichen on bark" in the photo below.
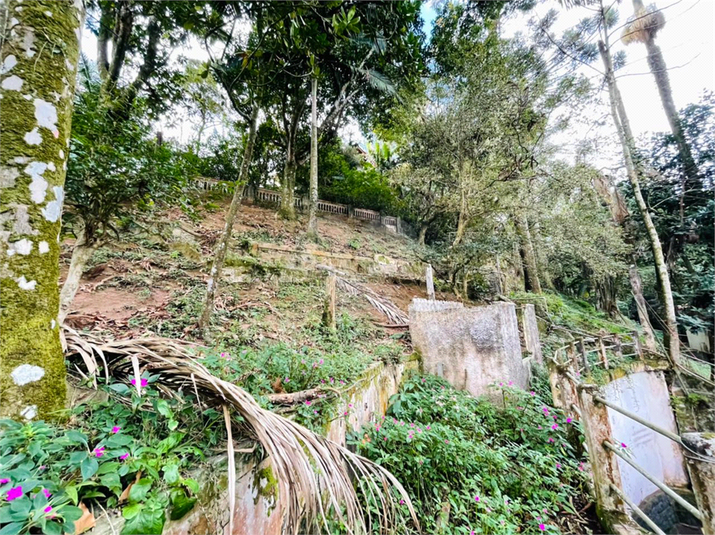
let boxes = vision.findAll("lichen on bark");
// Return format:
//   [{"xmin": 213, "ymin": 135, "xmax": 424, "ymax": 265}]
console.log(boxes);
[{"xmin": 0, "ymin": 0, "xmax": 82, "ymax": 420}]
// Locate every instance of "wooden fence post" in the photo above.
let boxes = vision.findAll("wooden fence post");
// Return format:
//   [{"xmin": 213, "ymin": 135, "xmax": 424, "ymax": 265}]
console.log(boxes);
[
  {"xmin": 426, "ymin": 264, "xmax": 435, "ymax": 301},
  {"xmin": 614, "ymin": 335, "xmax": 623, "ymax": 360},
  {"xmin": 578, "ymin": 338, "xmax": 591, "ymax": 374},
  {"xmin": 322, "ymin": 274, "xmax": 336, "ymax": 331},
  {"xmin": 599, "ymin": 337, "xmax": 610, "ymax": 370},
  {"xmin": 632, "ymin": 331, "xmax": 644, "ymax": 360}
]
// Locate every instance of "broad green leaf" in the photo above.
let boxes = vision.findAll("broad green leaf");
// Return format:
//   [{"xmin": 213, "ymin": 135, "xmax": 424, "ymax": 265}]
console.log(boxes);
[
  {"xmin": 128, "ymin": 478, "xmax": 153, "ymax": 503},
  {"xmin": 80, "ymin": 457, "xmax": 99, "ymax": 480}
]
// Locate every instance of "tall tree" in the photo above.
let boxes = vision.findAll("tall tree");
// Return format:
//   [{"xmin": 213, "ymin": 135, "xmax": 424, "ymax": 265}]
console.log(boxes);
[
  {"xmin": 597, "ymin": 0, "xmax": 681, "ymax": 364},
  {"xmin": 307, "ymin": 72, "xmax": 319, "ymax": 236},
  {"xmin": 622, "ymin": 0, "xmax": 700, "ymax": 186},
  {"xmin": 0, "ymin": 0, "xmax": 83, "ymax": 419}
]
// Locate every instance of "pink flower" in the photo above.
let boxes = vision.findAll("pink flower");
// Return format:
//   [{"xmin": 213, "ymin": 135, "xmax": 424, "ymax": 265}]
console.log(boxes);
[
  {"xmin": 284, "ymin": 377, "xmax": 290, "ymax": 383},
  {"xmin": 508, "ymin": 381, "xmax": 513, "ymax": 386},
  {"xmin": 120, "ymin": 453, "xmax": 130, "ymax": 461},
  {"xmin": 42, "ymin": 488, "xmax": 51, "ymax": 499},
  {"xmin": 548, "ymin": 437, "xmax": 554, "ymax": 443},
  {"xmin": 44, "ymin": 506, "xmax": 52, "ymax": 513},
  {"xmin": 539, "ymin": 524, "xmax": 546, "ymax": 531},
  {"xmin": 94, "ymin": 446, "xmax": 105, "ymax": 458},
  {"xmin": 474, "ymin": 496, "xmax": 480, "ymax": 502},
  {"xmin": 343, "ymin": 411, "xmax": 348, "ymax": 416},
  {"xmin": 556, "ymin": 463, "xmax": 561, "ymax": 469},
  {"xmin": 383, "ymin": 436, "xmax": 387, "ymax": 441},
  {"xmin": 319, "ymin": 359, "xmax": 324, "ymax": 365},
  {"xmin": 6, "ymin": 486, "xmax": 22, "ymax": 501},
  {"xmin": 348, "ymin": 404, "xmax": 353, "ymax": 408},
  {"xmin": 313, "ymin": 410, "xmax": 318, "ymax": 415},
  {"xmin": 551, "ymin": 424, "xmax": 558, "ymax": 430},
  {"xmin": 305, "ymin": 400, "xmax": 311, "ymax": 406},
  {"xmin": 111, "ymin": 426, "xmax": 121, "ymax": 434},
  {"xmin": 499, "ymin": 382, "xmax": 504, "ymax": 386},
  {"xmin": 530, "ymin": 391, "xmax": 536, "ymax": 396},
  {"xmin": 426, "ymin": 426, "xmax": 431, "ymax": 430},
  {"xmin": 538, "ymin": 425, "xmax": 543, "ymax": 430},
  {"xmin": 131, "ymin": 378, "xmax": 148, "ymax": 387},
  {"xmin": 542, "ymin": 407, "xmax": 549, "ymax": 413},
  {"xmin": 444, "ymin": 440, "xmax": 449, "ymax": 444},
  {"xmin": 578, "ymin": 462, "xmax": 584, "ymax": 471},
  {"xmin": 566, "ymin": 418, "xmax": 572, "ymax": 424},
  {"xmin": 621, "ymin": 442, "xmax": 627, "ymax": 448},
  {"xmin": 0, "ymin": 479, "xmax": 8, "ymax": 485},
  {"xmin": 220, "ymin": 352, "xmax": 226, "ymax": 358},
  {"xmin": 399, "ymin": 499, "xmax": 405, "ymax": 505}
]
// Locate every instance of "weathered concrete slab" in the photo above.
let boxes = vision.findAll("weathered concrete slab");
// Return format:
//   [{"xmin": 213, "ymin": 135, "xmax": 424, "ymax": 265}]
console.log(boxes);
[
  {"xmin": 602, "ymin": 371, "xmax": 688, "ymax": 507},
  {"xmin": 408, "ymin": 300, "xmax": 530, "ymax": 398}
]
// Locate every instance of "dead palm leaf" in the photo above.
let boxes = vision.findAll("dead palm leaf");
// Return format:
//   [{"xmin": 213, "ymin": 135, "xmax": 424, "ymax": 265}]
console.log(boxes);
[{"xmin": 63, "ymin": 326, "xmax": 419, "ymax": 534}]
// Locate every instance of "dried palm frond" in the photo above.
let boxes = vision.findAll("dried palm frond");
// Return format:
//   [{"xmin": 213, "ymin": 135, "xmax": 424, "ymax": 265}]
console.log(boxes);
[
  {"xmin": 63, "ymin": 326, "xmax": 418, "ymax": 534},
  {"xmin": 621, "ymin": 3, "xmax": 665, "ymax": 45},
  {"xmin": 335, "ymin": 277, "xmax": 409, "ymax": 325}
]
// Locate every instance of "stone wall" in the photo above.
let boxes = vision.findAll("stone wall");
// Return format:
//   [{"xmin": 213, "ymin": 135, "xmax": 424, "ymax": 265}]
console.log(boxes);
[
  {"xmin": 601, "ymin": 371, "xmax": 689, "ymax": 507},
  {"xmin": 517, "ymin": 304, "xmax": 543, "ymax": 365},
  {"xmin": 408, "ymin": 300, "xmax": 530, "ymax": 398}
]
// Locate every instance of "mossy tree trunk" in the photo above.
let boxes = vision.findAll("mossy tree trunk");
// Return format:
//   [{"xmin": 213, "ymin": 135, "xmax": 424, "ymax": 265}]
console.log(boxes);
[
  {"xmin": 199, "ymin": 106, "xmax": 259, "ymax": 333},
  {"xmin": 307, "ymin": 76, "xmax": 319, "ymax": 236},
  {"xmin": 0, "ymin": 0, "xmax": 82, "ymax": 420},
  {"xmin": 516, "ymin": 214, "xmax": 542, "ymax": 294},
  {"xmin": 598, "ymin": 36, "xmax": 680, "ymax": 365}
]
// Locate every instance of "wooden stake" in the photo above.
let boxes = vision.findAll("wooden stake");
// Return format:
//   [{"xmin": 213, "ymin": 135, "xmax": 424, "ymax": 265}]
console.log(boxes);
[
  {"xmin": 599, "ymin": 337, "xmax": 610, "ymax": 370},
  {"xmin": 426, "ymin": 264, "xmax": 435, "ymax": 300},
  {"xmin": 323, "ymin": 274, "xmax": 336, "ymax": 331},
  {"xmin": 578, "ymin": 338, "xmax": 590, "ymax": 374}
]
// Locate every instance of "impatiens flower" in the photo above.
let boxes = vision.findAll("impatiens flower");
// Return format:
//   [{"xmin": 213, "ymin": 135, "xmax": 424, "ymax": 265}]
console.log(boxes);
[
  {"xmin": 43, "ymin": 488, "xmax": 51, "ymax": 499},
  {"xmin": 499, "ymin": 382, "xmax": 504, "ymax": 386},
  {"xmin": 548, "ymin": 437, "xmax": 555, "ymax": 443},
  {"xmin": 508, "ymin": 381, "xmax": 513, "ymax": 386},
  {"xmin": 538, "ymin": 425, "xmax": 543, "ymax": 430},
  {"xmin": 383, "ymin": 436, "xmax": 387, "ymax": 441},
  {"xmin": 530, "ymin": 391, "xmax": 536, "ymax": 396},
  {"xmin": 111, "ymin": 426, "xmax": 121, "ymax": 434},
  {"xmin": 284, "ymin": 377, "xmax": 290, "ymax": 383},
  {"xmin": 305, "ymin": 400, "xmax": 311, "ymax": 406},
  {"xmin": 0, "ymin": 479, "xmax": 8, "ymax": 485},
  {"xmin": 445, "ymin": 440, "xmax": 449, "ymax": 444},
  {"xmin": 343, "ymin": 411, "xmax": 348, "ymax": 416},
  {"xmin": 131, "ymin": 378, "xmax": 148, "ymax": 387},
  {"xmin": 39, "ymin": 466, "xmax": 46, "ymax": 471},
  {"xmin": 551, "ymin": 424, "xmax": 558, "ymax": 430},
  {"xmin": 6, "ymin": 486, "xmax": 22, "ymax": 501},
  {"xmin": 44, "ymin": 506, "xmax": 52, "ymax": 513},
  {"xmin": 556, "ymin": 463, "xmax": 561, "ymax": 469},
  {"xmin": 621, "ymin": 442, "xmax": 627, "ymax": 448},
  {"xmin": 220, "ymin": 352, "xmax": 226, "ymax": 357},
  {"xmin": 319, "ymin": 359, "xmax": 324, "ymax": 365},
  {"xmin": 426, "ymin": 426, "xmax": 431, "ymax": 430},
  {"xmin": 348, "ymin": 404, "xmax": 353, "ymax": 408},
  {"xmin": 566, "ymin": 418, "xmax": 572, "ymax": 424},
  {"xmin": 94, "ymin": 446, "xmax": 105, "ymax": 458},
  {"xmin": 542, "ymin": 407, "xmax": 549, "ymax": 413},
  {"xmin": 474, "ymin": 496, "xmax": 480, "ymax": 502},
  {"xmin": 399, "ymin": 499, "xmax": 405, "ymax": 505},
  {"xmin": 120, "ymin": 453, "xmax": 130, "ymax": 461},
  {"xmin": 578, "ymin": 462, "xmax": 584, "ymax": 471},
  {"xmin": 539, "ymin": 524, "xmax": 546, "ymax": 531},
  {"xmin": 313, "ymin": 410, "xmax": 318, "ymax": 415}
]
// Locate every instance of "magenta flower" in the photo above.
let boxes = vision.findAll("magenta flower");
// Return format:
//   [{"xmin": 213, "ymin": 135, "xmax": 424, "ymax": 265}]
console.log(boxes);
[
  {"xmin": 111, "ymin": 426, "xmax": 121, "ymax": 434},
  {"xmin": 284, "ymin": 377, "xmax": 290, "ymax": 383},
  {"xmin": 120, "ymin": 453, "xmax": 130, "ymax": 461},
  {"xmin": 426, "ymin": 425, "xmax": 431, "ymax": 430},
  {"xmin": 348, "ymin": 403, "xmax": 353, "ymax": 408},
  {"xmin": 313, "ymin": 410, "xmax": 318, "ymax": 415},
  {"xmin": 578, "ymin": 462, "xmax": 585, "ymax": 471},
  {"xmin": 44, "ymin": 506, "xmax": 52, "ymax": 513},
  {"xmin": 547, "ymin": 437, "xmax": 554, "ymax": 443},
  {"xmin": 305, "ymin": 400, "xmax": 311, "ymax": 406},
  {"xmin": 556, "ymin": 463, "xmax": 561, "ymax": 469},
  {"xmin": 499, "ymin": 382, "xmax": 504, "ymax": 386},
  {"xmin": 474, "ymin": 496, "xmax": 480, "ymax": 502},
  {"xmin": 539, "ymin": 524, "xmax": 546, "ymax": 531},
  {"xmin": 445, "ymin": 440, "xmax": 449, "ymax": 444},
  {"xmin": 508, "ymin": 381, "xmax": 513, "ymax": 386},
  {"xmin": 530, "ymin": 391, "xmax": 536, "ymax": 396},
  {"xmin": 0, "ymin": 478, "xmax": 8, "ymax": 485},
  {"xmin": 319, "ymin": 359, "xmax": 324, "ymax": 365},
  {"xmin": 551, "ymin": 424, "xmax": 558, "ymax": 430},
  {"xmin": 42, "ymin": 488, "xmax": 51, "ymax": 499},
  {"xmin": 566, "ymin": 418, "xmax": 572, "ymax": 424},
  {"xmin": 621, "ymin": 442, "xmax": 627, "ymax": 448},
  {"xmin": 383, "ymin": 436, "xmax": 387, "ymax": 441},
  {"xmin": 343, "ymin": 411, "xmax": 348, "ymax": 416},
  {"xmin": 94, "ymin": 446, "xmax": 106, "ymax": 458},
  {"xmin": 131, "ymin": 378, "xmax": 148, "ymax": 387},
  {"xmin": 399, "ymin": 499, "xmax": 405, "ymax": 505},
  {"xmin": 542, "ymin": 407, "xmax": 549, "ymax": 413},
  {"xmin": 6, "ymin": 486, "xmax": 22, "ymax": 501},
  {"xmin": 220, "ymin": 352, "xmax": 226, "ymax": 358}
]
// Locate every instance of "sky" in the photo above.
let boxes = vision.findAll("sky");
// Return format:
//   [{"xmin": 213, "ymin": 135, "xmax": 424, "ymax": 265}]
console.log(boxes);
[{"xmin": 80, "ymin": 0, "xmax": 714, "ymax": 154}]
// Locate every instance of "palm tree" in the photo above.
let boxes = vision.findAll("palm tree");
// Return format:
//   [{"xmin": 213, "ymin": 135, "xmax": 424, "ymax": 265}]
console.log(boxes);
[{"xmin": 622, "ymin": 0, "xmax": 699, "ymax": 185}]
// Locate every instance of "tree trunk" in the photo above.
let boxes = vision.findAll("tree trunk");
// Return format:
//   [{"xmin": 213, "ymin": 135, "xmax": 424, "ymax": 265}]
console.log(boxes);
[
  {"xmin": 0, "ymin": 0, "xmax": 82, "ymax": 420},
  {"xmin": 516, "ymin": 215, "xmax": 542, "ymax": 294},
  {"xmin": 106, "ymin": 0, "xmax": 133, "ymax": 92},
  {"xmin": 418, "ymin": 225, "xmax": 427, "ymax": 246},
  {"xmin": 598, "ymin": 38, "xmax": 680, "ymax": 365},
  {"xmin": 280, "ymin": 136, "xmax": 297, "ymax": 220},
  {"xmin": 59, "ymin": 229, "xmax": 98, "ymax": 325},
  {"xmin": 642, "ymin": 35, "xmax": 699, "ymax": 186},
  {"xmin": 532, "ymin": 221, "xmax": 555, "ymax": 290},
  {"xmin": 592, "ymin": 174, "xmax": 659, "ymax": 347},
  {"xmin": 307, "ymin": 76, "xmax": 319, "ymax": 236},
  {"xmin": 453, "ymin": 185, "xmax": 467, "ymax": 247},
  {"xmin": 628, "ymin": 265, "xmax": 658, "ymax": 352},
  {"xmin": 199, "ymin": 107, "xmax": 259, "ymax": 332}
]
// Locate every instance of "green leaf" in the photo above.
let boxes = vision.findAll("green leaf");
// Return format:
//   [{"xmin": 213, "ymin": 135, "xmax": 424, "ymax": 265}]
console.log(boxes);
[
  {"xmin": 64, "ymin": 485, "xmax": 78, "ymax": 505},
  {"xmin": 122, "ymin": 503, "xmax": 143, "ymax": 520},
  {"xmin": 128, "ymin": 478, "xmax": 153, "ymax": 503},
  {"xmin": 80, "ymin": 457, "xmax": 99, "ymax": 480},
  {"xmin": 182, "ymin": 478, "xmax": 199, "ymax": 495},
  {"xmin": 162, "ymin": 463, "xmax": 180, "ymax": 485},
  {"xmin": 121, "ymin": 504, "xmax": 165, "ymax": 535},
  {"xmin": 42, "ymin": 521, "xmax": 63, "ymax": 535},
  {"xmin": 109, "ymin": 383, "xmax": 130, "ymax": 395},
  {"xmin": 0, "ymin": 522, "xmax": 23, "ymax": 535},
  {"xmin": 66, "ymin": 431, "xmax": 88, "ymax": 447},
  {"xmin": 106, "ymin": 435, "xmax": 132, "ymax": 448},
  {"xmin": 62, "ymin": 505, "xmax": 84, "ymax": 523},
  {"xmin": 69, "ymin": 451, "xmax": 87, "ymax": 465},
  {"xmin": 97, "ymin": 462, "xmax": 120, "ymax": 475}
]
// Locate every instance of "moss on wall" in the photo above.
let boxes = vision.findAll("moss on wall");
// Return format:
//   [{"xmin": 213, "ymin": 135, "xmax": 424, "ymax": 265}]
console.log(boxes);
[{"xmin": 0, "ymin": 0, "xmax": 82, "ymax": 420}]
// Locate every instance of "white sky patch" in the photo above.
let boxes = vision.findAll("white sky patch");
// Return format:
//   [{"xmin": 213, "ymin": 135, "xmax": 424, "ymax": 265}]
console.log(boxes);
[
  {"xmin": 1, "ymin": 75, "xmax": 23, "ymax": 91},
  {"xmin": 11, "ymin": 364, "xmax": 45, "ymax": 386}
]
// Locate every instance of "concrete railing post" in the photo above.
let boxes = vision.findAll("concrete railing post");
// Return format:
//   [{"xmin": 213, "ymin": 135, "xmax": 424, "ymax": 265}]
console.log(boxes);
[
  {"xmin": 425, "ymin": 264, "xmax": 435, "ymax": 300},
  {"xmin": 682, "ymin": 433, "xmax": 715, "ymax": 535},
  {"xmin": 322, "ymin": 274, "xmax": 337, "ymax": 331}
]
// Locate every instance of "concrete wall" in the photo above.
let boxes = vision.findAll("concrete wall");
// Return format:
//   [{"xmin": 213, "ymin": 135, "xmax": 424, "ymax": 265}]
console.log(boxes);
[
  {"xmin": 518, "ymin": 304, "xmax": 543, "ymax": 365},
  {"xmin": 602, "ymin": 371, "xmax": 688, "ymax": 507},
  {"xmin": 409, "ymin": 300, "xmax": 530, "ymax": 398}
]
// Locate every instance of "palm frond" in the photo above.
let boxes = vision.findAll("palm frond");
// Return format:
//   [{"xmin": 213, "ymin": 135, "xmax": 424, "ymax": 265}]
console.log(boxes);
[
  {"xmin": 359, "ymin": 69, "xmax": 398, "ymax": 97},
  {"xmin": 63, "ymin": 327, "xmax": 418, "ymax": 534}
]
